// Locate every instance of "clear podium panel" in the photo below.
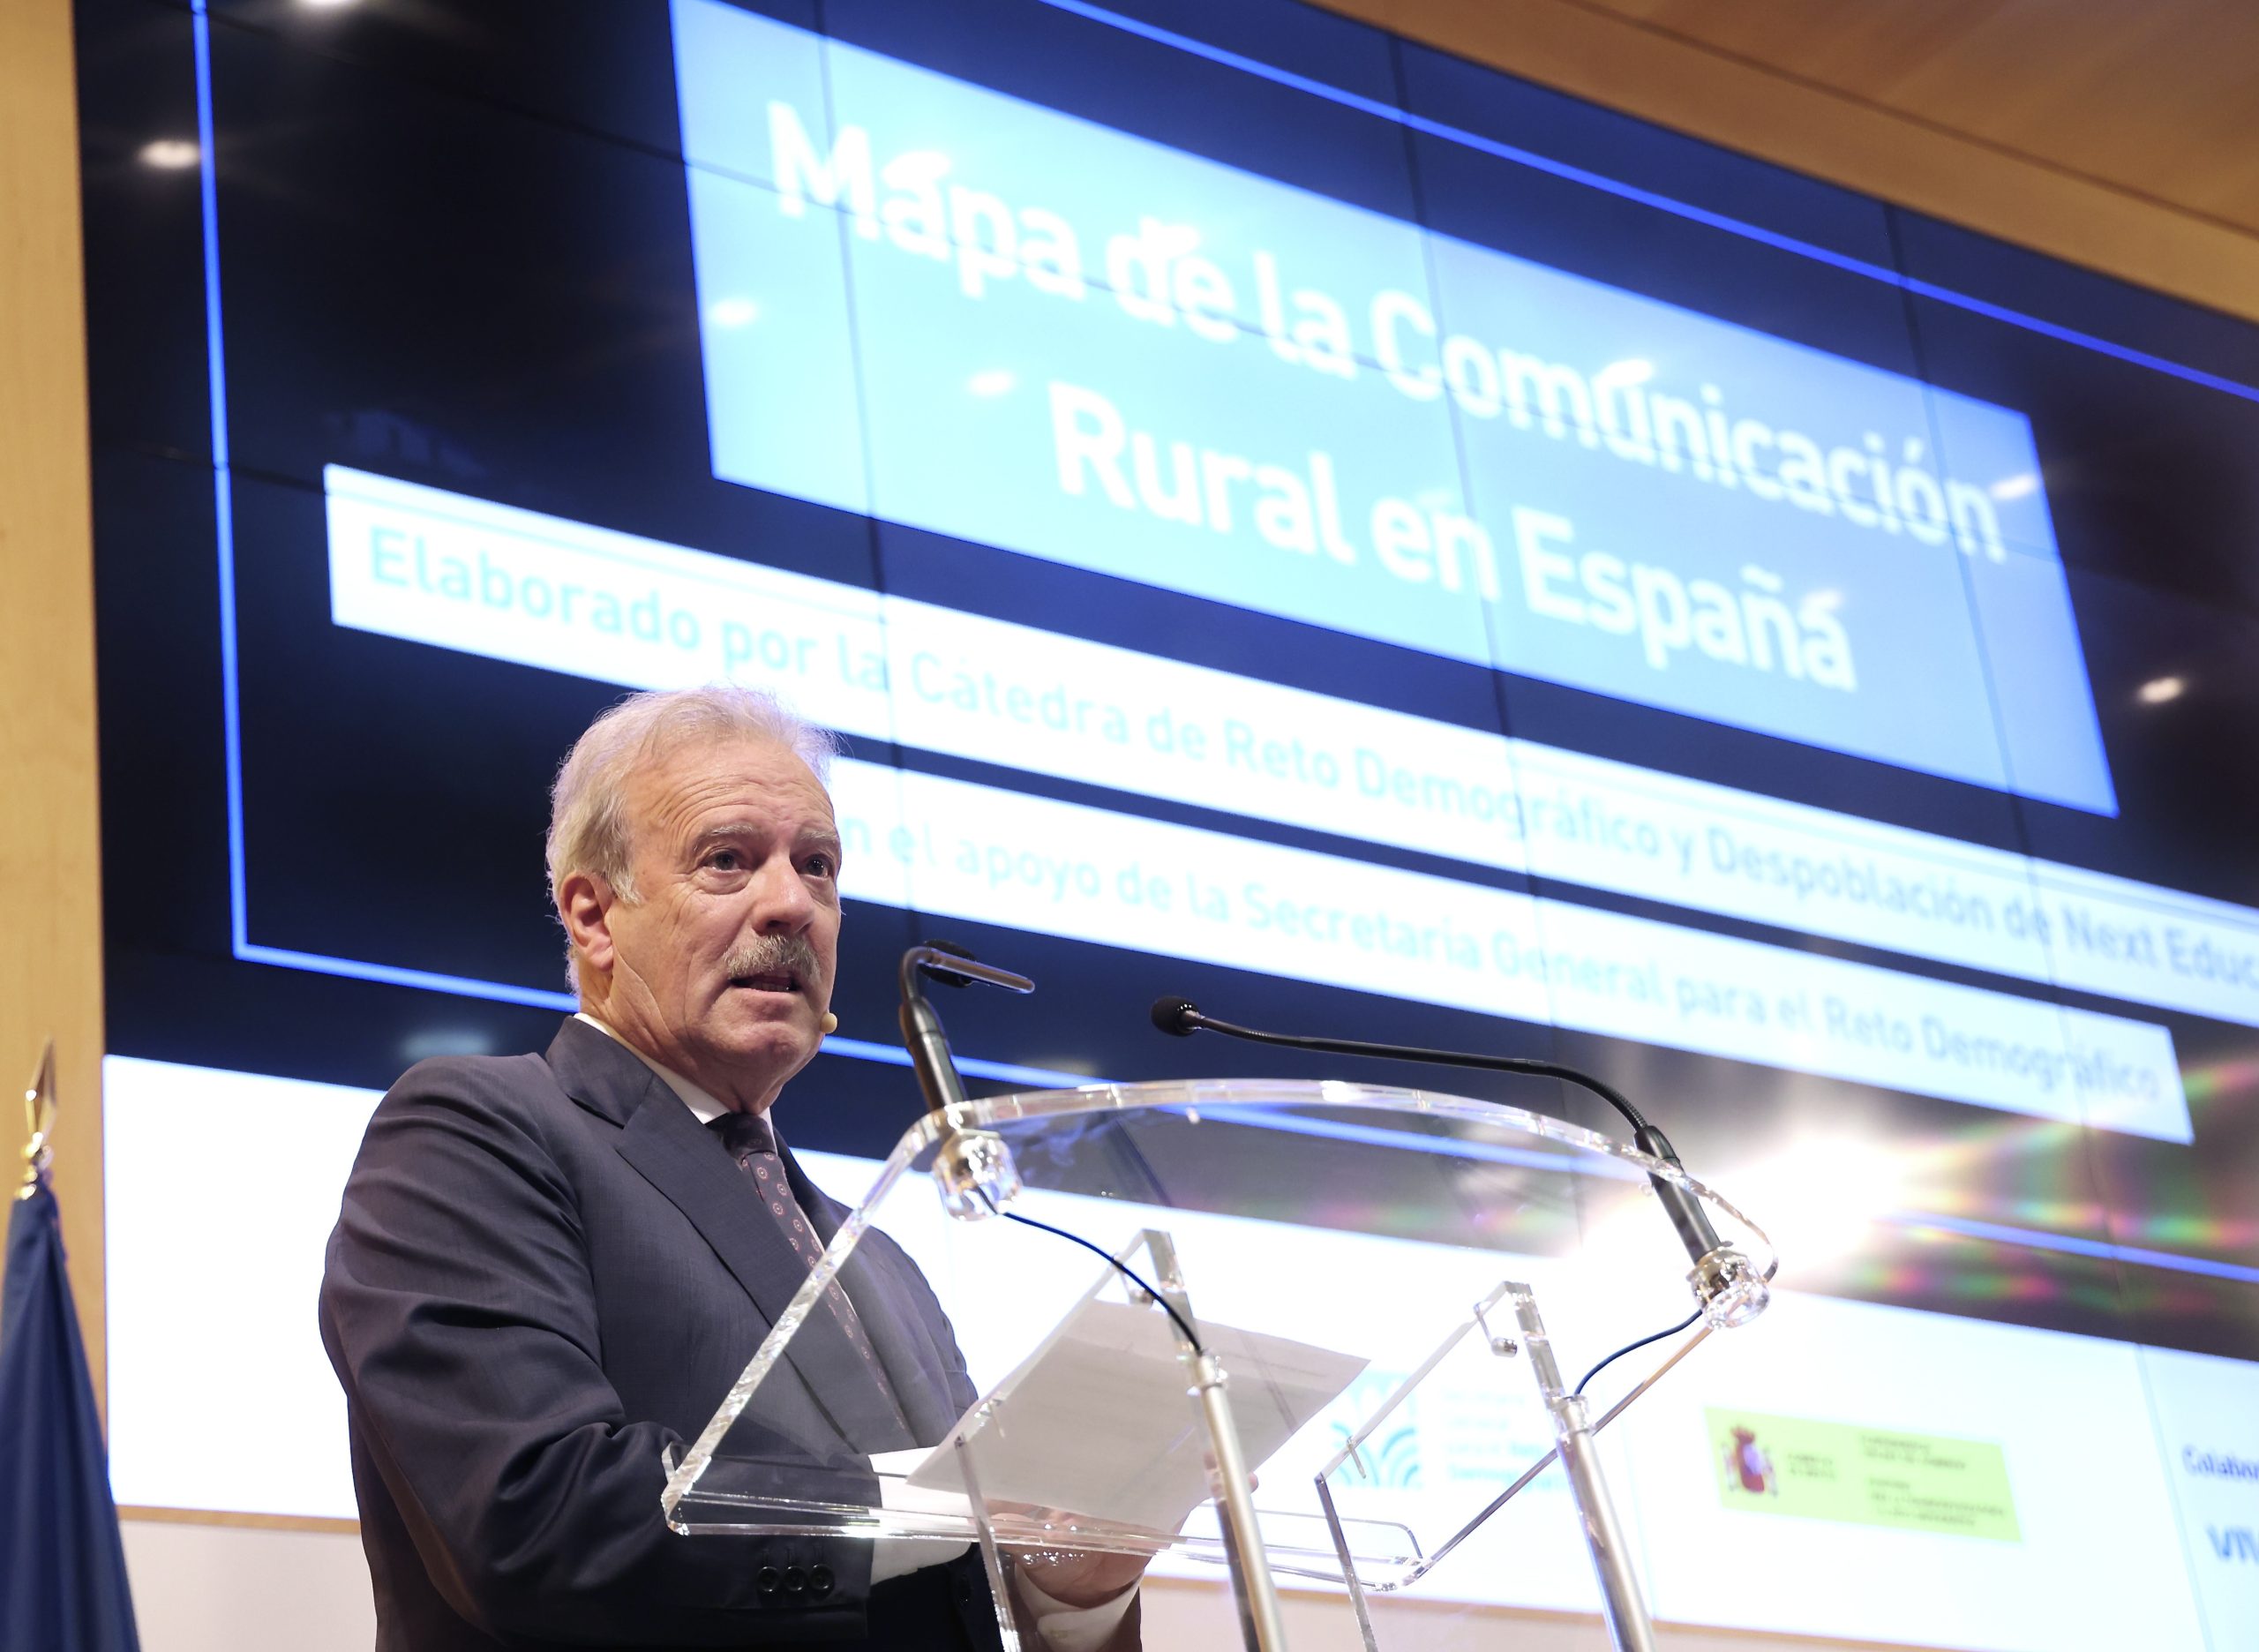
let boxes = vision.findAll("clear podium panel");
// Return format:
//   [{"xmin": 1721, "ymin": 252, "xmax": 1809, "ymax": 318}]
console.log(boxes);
[{"xmin": 662, "ymin": 1080, "xmax": 1775, "ymax": 1629}]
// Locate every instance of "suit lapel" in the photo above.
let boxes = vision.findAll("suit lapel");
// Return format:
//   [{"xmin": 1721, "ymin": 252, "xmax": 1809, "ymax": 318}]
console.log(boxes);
[
  {"xmin": 546, "ymin": 1018, "xmax": 913, "ymax": 1453},
  {"xmin": 784, "ymin": 1145, "xmax": 967, "ymax": 1446}
]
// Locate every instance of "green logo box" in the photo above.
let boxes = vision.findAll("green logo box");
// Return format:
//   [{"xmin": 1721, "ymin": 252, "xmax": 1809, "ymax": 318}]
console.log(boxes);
[{"xmin": 1707, "ymin": 1407, "xmax": 2022, "ymax": 1542}]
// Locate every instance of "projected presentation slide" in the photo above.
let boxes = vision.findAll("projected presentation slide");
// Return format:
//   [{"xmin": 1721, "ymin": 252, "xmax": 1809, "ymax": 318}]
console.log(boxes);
[
  {"xmin": 103, "ymin": 1054, "xmax": 2253, "ymax": 1648},
  {"xmin": 75, "ymin": 0, "xmax": 2259, "ymax": 1644},
  {"xmin": 671, "ymin": 0, "xmax": 2110, "ymax": 816}
]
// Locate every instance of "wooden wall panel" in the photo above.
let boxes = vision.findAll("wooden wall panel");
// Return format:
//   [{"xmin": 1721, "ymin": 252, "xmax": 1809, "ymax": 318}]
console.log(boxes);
[
  {"xmin": 0, "ymin": 0, "xmax": 107, "ymax": 1396},
  {"xmin": 1321, "ymin": 0, "xmax": 2259, "ymax": 326},
  {"xmin": 1585, "ymin": 0, "xmax": 2259, "ymax": 238}
]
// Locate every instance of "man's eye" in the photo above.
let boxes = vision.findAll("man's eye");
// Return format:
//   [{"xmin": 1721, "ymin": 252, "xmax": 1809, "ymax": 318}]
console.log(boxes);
[
  {"xmin": 707, "ymin": 850, "xmax": 742, "ymax": 872},
  {"xmin": 804, "ymin": 853, "xmax": 837, "ymax": 879}
]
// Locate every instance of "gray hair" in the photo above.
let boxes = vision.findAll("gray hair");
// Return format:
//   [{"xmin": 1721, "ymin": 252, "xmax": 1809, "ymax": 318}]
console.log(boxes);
[{"xmin": 547, "ymin": 687, "xmax": 837, "ymax": 967}]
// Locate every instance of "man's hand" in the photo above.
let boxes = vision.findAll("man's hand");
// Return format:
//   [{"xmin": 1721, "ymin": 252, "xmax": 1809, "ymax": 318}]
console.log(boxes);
[
  {"xmin": 1009, "ymin": 1542, "xmax": 1152, "ymax": 1610},
  {"xmin": 1004, "ymin": 1453, "xmax": 1256, "ymax": 1610}
]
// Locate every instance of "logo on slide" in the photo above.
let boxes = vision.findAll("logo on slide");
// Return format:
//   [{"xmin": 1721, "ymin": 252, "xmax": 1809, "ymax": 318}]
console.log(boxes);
[
  {"xmin": 1723, "ymin": 1425, "xmax": 1778, "ymax": 1497},
  {"xmin": 1706, "ymin": 1408, "xmax": 2022, "ymax": 1541}
]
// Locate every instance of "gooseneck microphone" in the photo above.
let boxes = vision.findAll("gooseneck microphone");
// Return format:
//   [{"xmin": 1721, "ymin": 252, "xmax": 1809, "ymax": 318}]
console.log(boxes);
[
  {"xmin": 1151, "ymin": 995, "xmax": 1654, "ymax": 1130},
  {"xmin": 901, "ymin": 942, "xmax": 1037, "ymax": 1222},
  {"xmin": 899, "ymin": 942, "xmax": 1034, "ymax": 1116},
  {"xmin": 1151, "ymin": 995, "xmax": 1766, "ymax": 1325}
]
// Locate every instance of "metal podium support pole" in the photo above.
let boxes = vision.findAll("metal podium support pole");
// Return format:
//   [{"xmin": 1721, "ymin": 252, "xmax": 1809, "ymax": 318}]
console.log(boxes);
[
  {"xmin": 1142, "ymin": 1231, "xmax": 1291, "ymax": 1652},
  {"xmin": 1508, "ymin": 1282, "xmax": 1658, "ymax": 1652}
]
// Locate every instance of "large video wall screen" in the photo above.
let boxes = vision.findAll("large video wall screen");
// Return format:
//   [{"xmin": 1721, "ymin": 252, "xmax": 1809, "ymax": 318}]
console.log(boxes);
[{"xmin": 78, "ymin": 1, "xmax": 2259, "ymax": 1647}]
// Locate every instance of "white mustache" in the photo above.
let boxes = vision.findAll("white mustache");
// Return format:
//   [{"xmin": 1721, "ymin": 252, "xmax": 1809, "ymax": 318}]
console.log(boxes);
[{"xmin": 721, "ymin": 933, "xmax": 822, "ymax": 986}]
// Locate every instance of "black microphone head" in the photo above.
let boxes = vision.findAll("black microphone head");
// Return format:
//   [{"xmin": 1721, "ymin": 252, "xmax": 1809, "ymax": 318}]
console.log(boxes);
[
  {"xmin": 1150, "ymin": 995, "xmax": 1203, "ymax": 1037},
  {"xmin": 919, "ymin": 938, "xmax": 979, "ymax": 988}
]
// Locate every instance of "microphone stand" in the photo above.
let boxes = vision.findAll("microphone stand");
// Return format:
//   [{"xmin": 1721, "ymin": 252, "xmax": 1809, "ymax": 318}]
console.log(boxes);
[
  {"xmin": 897, "ymin": 957, "xmax": 1302, "ymax": 1651},
  {"xmin": 1151, "ymin": 997, "xmax": 1767, "ymax": 1327},
  {"xmin": 898, "ymin": 943, "xmax": 1034, "ymax": 1220}
]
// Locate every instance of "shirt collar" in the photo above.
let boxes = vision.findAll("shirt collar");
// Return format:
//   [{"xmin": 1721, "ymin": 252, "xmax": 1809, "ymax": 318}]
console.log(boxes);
[{"xmin": 572, "ymin": 1011, "xmax": 736, "ymax": 1126}]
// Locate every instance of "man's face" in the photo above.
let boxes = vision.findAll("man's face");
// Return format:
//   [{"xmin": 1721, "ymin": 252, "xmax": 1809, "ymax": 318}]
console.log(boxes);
[{"xmin": 587, "ymin": 737, "xmax": 843, "ymax": 1113}]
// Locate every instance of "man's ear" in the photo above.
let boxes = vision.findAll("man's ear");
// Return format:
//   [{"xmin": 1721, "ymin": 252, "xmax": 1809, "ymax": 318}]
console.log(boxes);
[{"xmin": 559, "ymin": 871, "xmax": 618, "ymax": 981}]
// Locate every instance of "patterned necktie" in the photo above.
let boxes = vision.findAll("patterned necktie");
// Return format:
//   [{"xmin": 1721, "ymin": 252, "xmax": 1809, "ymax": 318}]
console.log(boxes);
[{"xmin": 707, "ymin": 1109, "xmax": 911, "ymax": 1432}]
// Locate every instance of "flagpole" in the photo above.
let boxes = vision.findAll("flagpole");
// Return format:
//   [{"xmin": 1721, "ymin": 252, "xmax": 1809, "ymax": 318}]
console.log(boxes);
[{"xmin": 18, "ymin": 1038, "xmax": 56, "ymax": 1200}]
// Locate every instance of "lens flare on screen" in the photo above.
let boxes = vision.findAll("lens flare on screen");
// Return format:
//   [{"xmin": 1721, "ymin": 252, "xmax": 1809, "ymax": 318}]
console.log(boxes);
[{"xmin": 1708, "ymin": 1135, "xmax": 1909, "ymax": 1273}]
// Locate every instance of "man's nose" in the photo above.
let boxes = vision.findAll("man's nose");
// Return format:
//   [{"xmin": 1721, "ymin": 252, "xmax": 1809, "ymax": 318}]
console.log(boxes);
[{"xmin": 748, "ymin": 853, "xmax": 816, "ymax": 930}]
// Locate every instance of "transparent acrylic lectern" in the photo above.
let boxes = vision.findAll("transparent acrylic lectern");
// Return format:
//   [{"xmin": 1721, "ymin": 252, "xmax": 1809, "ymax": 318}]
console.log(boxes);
[{"xmin": 661, "ymin": 1081, "xmax": 1775, "ymax": 1652}]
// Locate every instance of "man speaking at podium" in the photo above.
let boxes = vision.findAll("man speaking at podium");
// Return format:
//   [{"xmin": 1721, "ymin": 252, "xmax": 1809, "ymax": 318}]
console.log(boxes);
[{"xmin": 320, "ymin": 687, "xmax": 1143, "ymax": 1650}]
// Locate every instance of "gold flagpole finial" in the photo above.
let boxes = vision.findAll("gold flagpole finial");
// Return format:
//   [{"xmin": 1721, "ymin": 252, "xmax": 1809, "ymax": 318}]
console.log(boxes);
[{"xmin": 18, "ymin": 1038, "xmax": 56, "ymax": 1201}]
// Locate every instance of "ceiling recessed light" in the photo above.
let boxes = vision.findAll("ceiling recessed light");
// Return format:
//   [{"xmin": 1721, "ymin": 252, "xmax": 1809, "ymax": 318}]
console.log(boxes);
[
  {"xmin": 705, "ymin": 297, "xmax": 759, "ymax": 328},
  {"xmin": 2136, "ymin": 675, "xmax": 2185, "ymax": 706},
  {"xmin": 138, "ymin": 139, "xmax": 200, "ymax": 169}
]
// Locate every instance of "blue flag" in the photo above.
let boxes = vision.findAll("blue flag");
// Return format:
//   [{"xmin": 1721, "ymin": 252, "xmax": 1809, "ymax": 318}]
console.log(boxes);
[{"xmin": 0, "ymin": 1180, "xmax": 142, "ymax": 1652}]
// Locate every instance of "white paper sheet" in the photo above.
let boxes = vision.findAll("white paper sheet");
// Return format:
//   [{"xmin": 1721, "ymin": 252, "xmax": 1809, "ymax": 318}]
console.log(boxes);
[{"xmin": 907, "ymin": 1297, "xmax": 1366, "ymax": 1533}]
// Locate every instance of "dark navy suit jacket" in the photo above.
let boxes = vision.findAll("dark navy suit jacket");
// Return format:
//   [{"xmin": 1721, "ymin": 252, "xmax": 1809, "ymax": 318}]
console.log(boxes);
[{"xmin": 319, "ymin": 1017, "xmax": 1013, "ymax": 1649}]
